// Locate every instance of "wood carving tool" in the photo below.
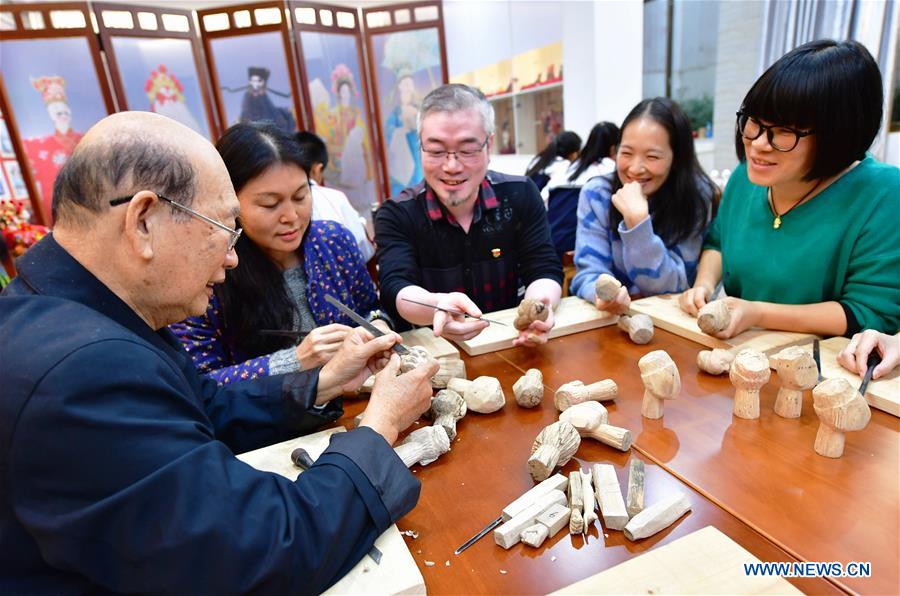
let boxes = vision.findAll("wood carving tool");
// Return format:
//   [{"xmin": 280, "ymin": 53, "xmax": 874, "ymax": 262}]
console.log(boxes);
[
  {"xmin": 259, "ymin": 329, "xmax": 309, "ymax": 340},
  {"xmin": 324, "ymin": 294, "xmax": 409, "ymax": 355},
  {"xmin": 709, "ymin": 281, "xmax": 724, "ymax": 301},
  {"xmin": 400, "ymin": 297, "xmax": 508, "ymax": 326},
  {"xmin": 859, "ymin": 352, "xmax": 882, "ymax": 396},
  {"xmin": 290, "ymin": 447, "xmax": 315, "ymax": 471},
  {"xmin": 813, "ymin": 339, "xmax": 822, "ymax": 383},
  {"xmin": 454, "ymin": 474, "xmax": 567, "ymax": 555}
]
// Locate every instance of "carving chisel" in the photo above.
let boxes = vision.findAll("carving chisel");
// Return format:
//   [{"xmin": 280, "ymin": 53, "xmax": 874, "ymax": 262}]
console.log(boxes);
[
  {"xmin": 454, "ymin": 473, "xmax": 567, "ymax": 555},
  {"xmin": 289, "ymin": 445, "xmax": 383, "ymax": 564},
  {"xmin": 324, "ymin": 294, "xmax": 408, "ymax": 355},
  {"xmin": 400, "ymin": 297, "xmax": 508, "ymax": 326},
  {"xmin": 859, "ymin": 352, "xmax": 882, "ymax": 396},
  {"xmin": 813, "ymin": 339, "xmax": 822, "ymax": 383}
]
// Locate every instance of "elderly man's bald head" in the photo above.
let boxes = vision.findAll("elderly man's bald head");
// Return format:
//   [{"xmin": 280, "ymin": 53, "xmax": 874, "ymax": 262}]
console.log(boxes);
[{"xmin": 53, "ymin": 112, "xmax": 220, "ymax": 226}]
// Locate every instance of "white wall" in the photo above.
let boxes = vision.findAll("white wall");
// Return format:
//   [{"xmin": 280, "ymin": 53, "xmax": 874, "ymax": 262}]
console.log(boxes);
[
  {"xmin": 443, "ymin": 0, "xmax": 562, "ymax": 78},
  {"xmin": 563, "ymin": 0, "xmax": 643, "ymax": 141}
]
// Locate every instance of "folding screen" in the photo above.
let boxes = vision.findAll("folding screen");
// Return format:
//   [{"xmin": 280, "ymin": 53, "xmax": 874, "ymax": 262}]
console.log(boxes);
[
  {"xmin": 361, "ymin": 1, "xmax": 447, "ymax": 199},
  {"xmin": 198, "ymin": 2, "xmax": 305, "ymax": 135},
  {"xmin": 94, "ymin": 2, "xmax": 219, "ymax": 140},
  {"xmin": 0, "ymin": 2, "xmax": 115, "ymax": 225},
  {"xmin": 291, "ymin": 1, "xmax": 383, "ymax": 219}
]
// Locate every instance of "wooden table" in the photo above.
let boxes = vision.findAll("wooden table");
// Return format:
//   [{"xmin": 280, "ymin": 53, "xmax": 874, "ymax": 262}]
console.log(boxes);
[{"xmin": 339, "ymin": 326, "xmax": 898, "ymax": 594}]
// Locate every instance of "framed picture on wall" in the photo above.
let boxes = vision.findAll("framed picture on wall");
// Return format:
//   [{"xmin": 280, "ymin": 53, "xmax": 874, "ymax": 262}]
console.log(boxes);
[
  {"xmin": 293, "ymin": 2, "xmax": 381, "ymax": 217},
  {"xmin": 0, "ymin": 167, "xmax": 10, "ymax": 201},
  {"xmin": 199, "ymin": 3, "xmax": 305, "ymax": 135},
  {"xmin": 0, "ymin": 120, "xmax": 13, "ymax": 158},
  {"xmin": 4, "ymin": 161, "xmax": 29, "ymax": 201},
  {"xmin": 94, "ymin": 3, "xmax": 218, "ymax": 140},
  {"xmin": 0, "ymin": 3, "xmax": 115, "ymax": 225},
  {"xmin": 363, "ymin": 1, "xmax": 448, "ymax": 198}
]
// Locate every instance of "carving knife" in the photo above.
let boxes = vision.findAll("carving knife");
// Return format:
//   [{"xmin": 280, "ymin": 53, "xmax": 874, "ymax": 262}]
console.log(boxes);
[
  {"xmin": 813, "ymin": 339, "xmax": 822, "ymax": 383},
  {"xmin": 859, "ymin": 352, "xmax": 882, "ymax": 396},
  {"xmin": 289, "ymin": 445, "xmax": 383, "ymax": 564},
  {"xmin": 324, "ymin": 294, "xmax": 408, "ymax": 355},
  {"xmin": 400, "ymin": 297, "xmax": 508, "ymax": 326},
  {"xmin": 709, "ymin": 280, "xmax": 724, "ymax": 301},
  {"xmin": 454, "ymin": 473, "xmax": 568, "ymax": 555}
]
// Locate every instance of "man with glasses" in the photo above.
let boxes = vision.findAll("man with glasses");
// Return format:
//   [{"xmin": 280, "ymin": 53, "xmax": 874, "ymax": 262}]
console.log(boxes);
[
  {"xmin": 0, "ymin": 111, "xmax": 438, "ymax": 593},
  {"xmin": 375, "ymin": 84, "xmax": 563, "ymax": 345}
]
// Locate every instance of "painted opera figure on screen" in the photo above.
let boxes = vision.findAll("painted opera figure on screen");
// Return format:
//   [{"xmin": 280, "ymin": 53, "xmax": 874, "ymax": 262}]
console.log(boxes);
[
  {"xmin": 145, "ymin": 65, "xmax": 202, "ymax": 134},
  {"xmin": 22, "ymin": 75, "xmax": 84, "ymax": 223},
  {"xmin": 239, "ymin": 66, "xmax": 296, "ymax": 133}
]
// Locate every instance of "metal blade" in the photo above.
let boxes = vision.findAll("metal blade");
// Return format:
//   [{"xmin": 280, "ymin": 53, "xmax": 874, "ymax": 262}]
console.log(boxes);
[
  {"xmin": 368, "ymin": 544, "xmax": 383, "ymax": 565},
  {"xmin": 400, "ymin": 297, "xmax": 508, "ymax": 326},
  {"xmin": 454, "ymin": 515, "xmax": 503, "ymax": 555},
  {"xmin": 324, "ymin": 294, "xmax": 408, "ymax": 355},
  {"xmin": 859, "ymin": 353, "xmax": 882, "ymax": 396},
  {"xmin": 813, "ymin": 339, "xmax": 822, "ymax": 383}
]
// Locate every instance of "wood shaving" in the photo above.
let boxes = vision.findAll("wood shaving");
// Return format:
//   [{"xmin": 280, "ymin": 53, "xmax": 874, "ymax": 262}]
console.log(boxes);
[
  {"xmin": 402, "ymin": 530, "xmax": 419, "ymax": 539},
  {"xmin": 499, "ymin": 569, "xmax": 508, "ymax": 575},
  {"xmin": 551, "ymin": 556, "xmax": 557, "ymax": 562},
  {"xmin": 445, "ymin": 560, "xmax": 450, "ymax": 567},
  {"xmin": 424, "ymin": 560, "xmax": 435, "ymax": 567}
]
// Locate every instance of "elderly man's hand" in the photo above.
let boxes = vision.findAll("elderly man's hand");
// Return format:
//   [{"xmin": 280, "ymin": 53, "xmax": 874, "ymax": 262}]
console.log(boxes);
[
  {"xmin": 432, "ymin": 292, "xmax": 489, "ymax": 342},
  {"xmin": 360, "ymin": 354, "xmax": 439, "ymax": 445},
  {"xmin": 512, "ymin": 299, "xmax": 555, "ymax": 347},
  {"xmin": 317, "ymin": 327, "xmax": 402, "ymax": 403}
]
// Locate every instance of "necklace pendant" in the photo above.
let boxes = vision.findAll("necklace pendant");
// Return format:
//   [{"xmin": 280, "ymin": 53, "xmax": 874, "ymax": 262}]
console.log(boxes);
[{"xmin": 773, "ymin": 215, "xmax": 782, "ymax": 229}]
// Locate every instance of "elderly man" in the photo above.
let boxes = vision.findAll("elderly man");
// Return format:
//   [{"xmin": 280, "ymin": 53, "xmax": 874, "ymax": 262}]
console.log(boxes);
[
  {"xmin": 0, "ymin": 112, "xmax": 437, "ymax": 594},
  {"xmin": 375, "ymin": 84, "xmax": 563, "ymax": 345}
]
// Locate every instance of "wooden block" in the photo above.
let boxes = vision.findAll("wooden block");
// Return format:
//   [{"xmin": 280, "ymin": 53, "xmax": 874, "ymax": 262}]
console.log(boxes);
[
  {"xmin": 624, "ymin": 493, "xmax": 691, "ymax": 541},
  {"xmin": 237, "ymin": 428, "xmax": 425, "ymax": 595},
  {"xmin": 520, "ymin": 523, "xmax": 549, "ymax": 548},
  {"xmin": 550, "ymin": 526, "xmax": 802, "ymax": 595},
  {"xmin": 494, "ymin": 489, "xmax": 567, "ymax": 549},
  {"xmin": 806, "ymin": 337, "xmax": 900, "ymax": 417},
  {"xmin": 456, "ymin": 296, "xmax": 617, "ymax": 356},
  {"xmin": 628, "ymin": 294, "xmax": 816, "ymax": 358},
  {"xmin": 535, "ymin": 502, "xmax": 571, "ymax": 537},
  {"xmin": 591, "ymin": 463, "xmax": 628, "ymax": 531},
  {"xmin": 502, "ymin": 473, "xmax": 568, "ymax": 520},
  {"xmin": 626, "ymin": 459, "xmax": 645, "ymax": 518},
  {"xmin": 399, "ymin": 327, "xmax": 459, "ymax": 360},
  {"xmin": 431, "ymin": 357, "xmax": 467, "ymax": 389}
]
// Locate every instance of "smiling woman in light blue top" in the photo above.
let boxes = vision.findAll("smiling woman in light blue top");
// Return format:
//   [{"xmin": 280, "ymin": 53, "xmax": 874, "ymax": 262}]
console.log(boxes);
[{"xmin": 571, "ymin": 97, "xmax": 717, "ymax": 314}]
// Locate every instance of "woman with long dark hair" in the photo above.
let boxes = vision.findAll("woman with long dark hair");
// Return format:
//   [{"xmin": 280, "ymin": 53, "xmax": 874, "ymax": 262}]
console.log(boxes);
[
  {"xmin": 542, "ymin": 121, "xmax": 620, "ymax": 201},
  {"xmin": 680, "ymin": 39, "xmax": 899, "ymax": 338},
  {"xmin": 571, "ymin": 98, "xmax": 717, "ymax": 313},
  {"xmin": 525, "ymin": 130, "xmax": 582, "ymax": 191},
  {"xmin": 171, "ymin": 122, "xmax": 384, "ymax": 384}
]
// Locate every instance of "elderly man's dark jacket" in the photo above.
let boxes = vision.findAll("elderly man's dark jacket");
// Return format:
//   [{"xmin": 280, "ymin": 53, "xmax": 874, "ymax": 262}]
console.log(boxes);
[{"xmin": 0, "ymin": 235, "xmax": 418, "ymax": 595}]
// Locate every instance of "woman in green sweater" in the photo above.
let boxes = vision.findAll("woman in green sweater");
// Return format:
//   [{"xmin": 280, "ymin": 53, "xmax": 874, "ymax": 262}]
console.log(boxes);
[{"xmin": 680, "ymin": 39, "xmax": 899, "ymax": 337}]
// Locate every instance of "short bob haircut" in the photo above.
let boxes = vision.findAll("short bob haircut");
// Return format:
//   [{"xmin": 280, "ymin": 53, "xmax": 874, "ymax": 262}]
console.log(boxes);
[{"xmin": 735, "ymin": 39, "xmax": 883, "ymax": 181}]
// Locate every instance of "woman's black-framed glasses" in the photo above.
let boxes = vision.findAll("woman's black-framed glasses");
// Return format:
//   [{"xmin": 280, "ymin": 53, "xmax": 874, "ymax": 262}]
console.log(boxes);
[
  {"xmin": 736, "ymin": 111, "xmax": 814, "ymax": 152},
  {"xmin": 109, "ymin": 193, "xmax": 242, "ymax": 251}
]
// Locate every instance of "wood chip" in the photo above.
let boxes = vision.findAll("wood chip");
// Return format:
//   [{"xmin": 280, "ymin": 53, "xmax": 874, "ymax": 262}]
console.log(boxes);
[
  {"xmin": 424, "ymin": 560, "xmax": 435, "ymax": 567},
  {"xmin": 499, "ymin": 569, "xmax": 508, "ymax": 575}
]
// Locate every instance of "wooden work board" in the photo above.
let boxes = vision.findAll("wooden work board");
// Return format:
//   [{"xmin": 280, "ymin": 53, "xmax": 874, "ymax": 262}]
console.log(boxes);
[
  {"xmin": 400, "ymin": 327, "xmax": 459, "ymax": 360},
  {"xmin": 799, "ymin": 337, "xmax": 900, "ymax": 417},
  {"xmin": 237, "ymin": 428, "xmax": 426, "ymax": 595},
  {"xmin": 551, "ymin": 526, "xmax": 801, "ymax": 595},
  {"xmin": 628, "ymin": 294, "xmax": 816, "ymax": 358},
  {"xmin": 454, "ymin": 296, "xmax": 617, "ymax": 356}
]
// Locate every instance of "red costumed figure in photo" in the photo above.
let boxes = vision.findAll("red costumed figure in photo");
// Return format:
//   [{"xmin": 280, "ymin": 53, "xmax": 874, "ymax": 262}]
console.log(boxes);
[{"xmin": 22, "ymin": 76, "xmax": 84, "ymax": 224}]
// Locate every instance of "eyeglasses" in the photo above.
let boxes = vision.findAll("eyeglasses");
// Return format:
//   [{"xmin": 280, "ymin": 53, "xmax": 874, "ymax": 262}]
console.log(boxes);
[
  {"xmin": 109, "ymin": 193, "xmax": 242, "ymax": 251},
  {"xmin": 736, "ymin": 111, "xmax": 814, "ymax": 152},
  {"xmin": 420, "ymin": 137, "xmax": 489, "ymax": 163}
]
